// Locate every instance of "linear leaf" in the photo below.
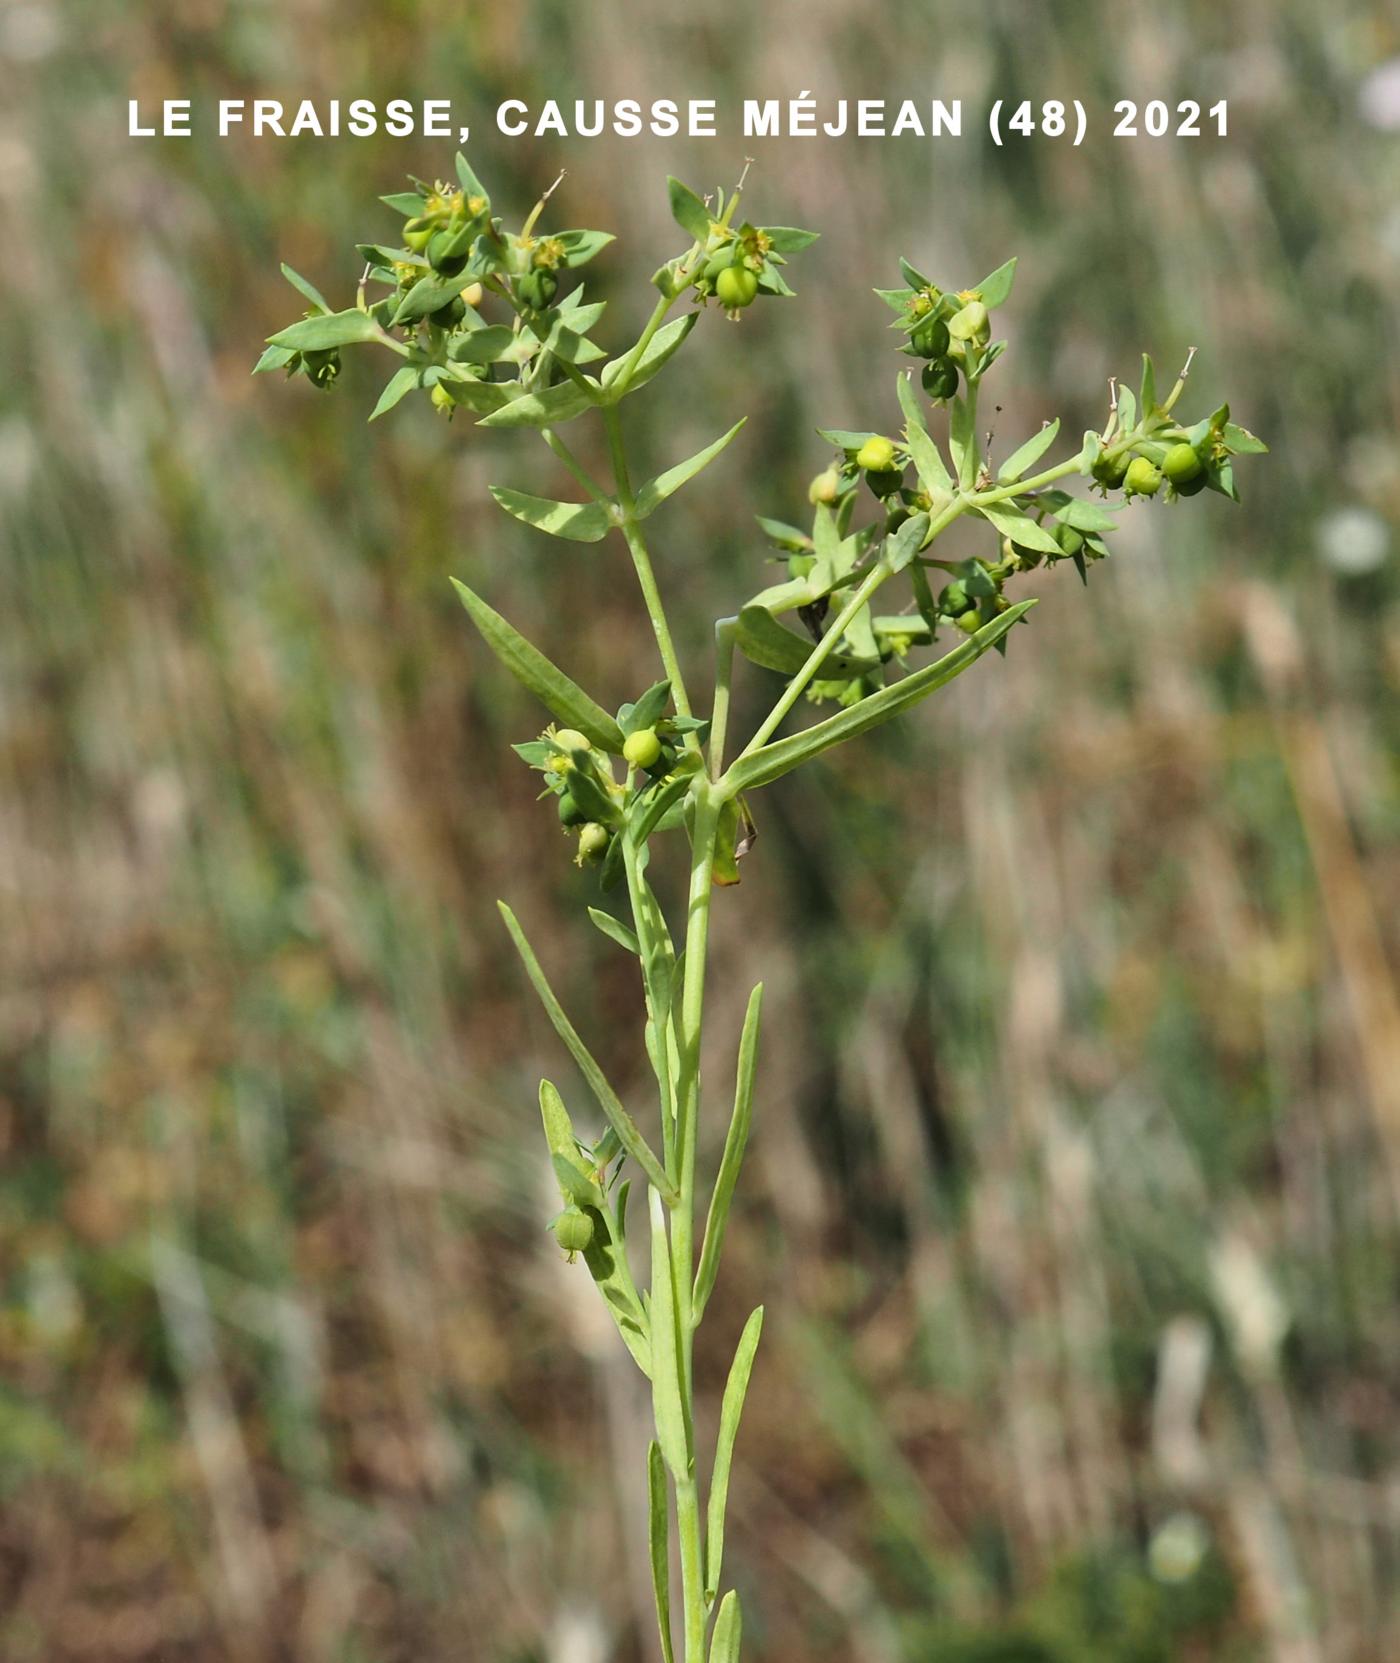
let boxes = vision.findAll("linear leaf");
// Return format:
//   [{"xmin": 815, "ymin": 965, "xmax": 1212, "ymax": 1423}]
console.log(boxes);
[
  {"xmin": 734, "ymin": 607, "xmax": 876, "ymax": 679},
  {"xmin": 488, "ymin": 487, "xmax": 612, "ymax": 544},
  {"xmin": 629, "ymin": 775, "xmax": 692, "ymax": 850},
  {"xmin": 267, "ymin": 309, "xmax": 383, "ymax": 350},
  {"xmin": 649, "ymin": 1190, "xmax": 693, "ymax": 1476},
  {"xmin": 709, "ymin": 1591, "xmax": 742, "ymax": 1663},
  {"xmin": 975, "ymin": 501, "xmax": 1063, "ymax": 555},
  {"xmin": 500, "ymin": 904, "xmax": 675, "ymax": 1202},
  {"xmin": 695, "ymin": 984, "xmax": 763, "ymax": 1319},
  {"xmin": 634, "ymin": 421, "xmax": 746, "ymax": 520},
  {"xmin": 450, "ymin": 580, "xmax": 624, "ymax": 752},
  {"xmin": 721, "ymin": 603, "xmax": 1036, "ymax": 797},
  {"xmin": 648, "ymin": 1443, "xmax": 676, "ymax": 1663},
  {"xmin": 478, "ymin": 377, "xmax": 596, "ymax": 430},
  {"xmin": 588, "ymin": 908, "xmax": 639, "ymax": 955},
  {"xmin": 705, "ymin": 1307, "xmax": 764, "ymax": 1606},
  {"xmin": 997, "ymin": 418, "xmax": 1061, "ymax": 484}
]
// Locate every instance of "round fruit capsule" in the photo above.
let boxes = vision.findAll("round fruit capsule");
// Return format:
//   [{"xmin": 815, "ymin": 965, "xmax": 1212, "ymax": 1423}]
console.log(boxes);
[
  {"xmin": 939, "ymin": 579, "xmax": 970, "ymax": 617},
  {"xmin": 1124, "ymin": 457, "xmax": 1163, "ymax": 497},
  {"xmin": 557, "ymin": 792, "xmax": 587, "ymax": 827},
  {"xmin": 622, "ymin": 728, "xmax": 663, "ymax": 770},
  {"xmin": 1091, "ymin": 451, "xmax": 1129, "ymax": 488},
  {"xmin": 808, "ymin": 466, "xmax": 841, "ymax": 505},
  {"xmin": 855, "ymin": 435, "xmax": 898, "ymax": 473},
  {"xmin": 578, "ymin": 822, "xmax": 610, "ymax": 862},
  {"xmin": 910, "ymin": 316, "xmax": 951, "ymax": 359},
  {"xmin": 1162, "ymin": 442, "xmax": 1203, "ymax": 485},
  {"xmin": 921, "ymin": 358, "xmax": 959, "ymax": 400},
  {"xmin": 517, "ymin": 268, "xmax": 558, "ymax": 309},
  {"xmin": 553, "ymin": 729, "xmax": 591, "ymax": 755},
  {"xmin": 948, "ymin": 300, "xmax": 990, "ymax": 343},
  {"xmin": 955, "ymin": 609, "xmax": 983, "ymax": 635},
  {"xmin": 715, "ymin": 265, "xmax": 759, "ymax": 309},
  {"xmin": 552, "ymin": 1206, "xmax": 594, "ymax": 1258}
]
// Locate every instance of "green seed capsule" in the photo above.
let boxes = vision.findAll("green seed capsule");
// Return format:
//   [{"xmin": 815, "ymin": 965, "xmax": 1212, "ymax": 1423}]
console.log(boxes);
[
  {"xmin": 517, "ymin": 268, "xmax": 559, "ymax": 309},
  {"xmin": 622, "ymin": 728, "xmax": 663, "ymax": 770},
  {"xmin": 552, "ymin": 1206, "xmax": 594, "ymax": 1258},
  {"xmin": 955, "ymin": 609, "xmax": 983, "ymax": 635},
  {"xmin": 1091, "ymin": 451, "xmax": 1129, "ymax": 488},
  {"xmin": 808, "ymin": 466, "xmax": 841, "ymax": 505},
  {"xmin": 557, "ymin": 792, "xmax": 587, "ymax": 827},
  {"xmin": 910, "ymin": 316, "xmax": 951, "ymax": 359},
  {"xmin": 553, "ymin": 729, "xmax": 590, "ymax": 755},
  {"xmin": 715, "ymin": 264, "xmax": 759, "ymax": 309},
  {"xmin": 578, "ymin": 822, "xmax": 610, "ymax": 862},
  {"xmin": 431, "ymin": 297, "xmax": 466, "ymax": 328},
  {"xmin": 855, "ymin": 436, "xmax": 898, "ymax": 473},
  {"xmin": 939, "ymin": 580, "xmax": 970, "ymax": 617},
  {"xmin": 948, "ymin": 300, "xmax": 990, "ymax": 343},
  {"xmin": 1162, "ymin": 442, "xmax": 1203, "ymax": 485},
  {"xmin": 1124, "ymin": 457, "xmax": 1163, "ymax": 497},
  {"xmin": 921, "ymin": 358, "xmax": 959, "ymax": 400}
]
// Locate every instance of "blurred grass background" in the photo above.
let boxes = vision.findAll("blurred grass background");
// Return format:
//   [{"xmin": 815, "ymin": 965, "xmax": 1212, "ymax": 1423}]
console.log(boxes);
[{"xmin": 2, "ymin": 1, "xmax": 1399, "ymax": 1659}]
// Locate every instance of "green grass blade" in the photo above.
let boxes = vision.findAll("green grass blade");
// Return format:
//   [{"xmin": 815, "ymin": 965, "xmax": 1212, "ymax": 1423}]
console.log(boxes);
[
  {"xmin": 720, "ymin": 603, "xmax": 1035, "ymax": 798},
  {"xmin": 450, "ymin": 579, "xmax": 625, "ymax": 753},
  {"xmin": 499, "ymin": 903, "xmax": 676, "ymax": 1203},
  {"xmin": 694, "ymin": 984, "xmax": 763, "ymax": 1319},
  {"xmin": 648, "ymin": 1441, "xmax": 676, "ymax": 1663},
  {"xmin": 704, "ymin": 1307, "xmax": 763, "ymax": 1608}
]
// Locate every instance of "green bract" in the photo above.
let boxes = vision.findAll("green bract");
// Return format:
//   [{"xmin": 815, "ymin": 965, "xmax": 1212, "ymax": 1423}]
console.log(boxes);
[{"xmin": 260, "ymin": 157, "xmax": 1264, "ymax": 1663}]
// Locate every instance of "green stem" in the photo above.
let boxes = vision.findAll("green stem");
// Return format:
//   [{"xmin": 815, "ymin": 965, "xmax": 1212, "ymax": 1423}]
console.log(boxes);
[
  {"xmin": 669, "ymin": 784, "xmax": 720, "ymax": 1661},
  {"xmin": 603, "ymin": 404, "xmax": 695, "ymax": 720},
  {"xmin": 709, "ymin": 619, "xmax": 737, "ymax": 780},
  {"xmin": 542, "ymin": 427, "xmax": 610, "ymax": 502}
]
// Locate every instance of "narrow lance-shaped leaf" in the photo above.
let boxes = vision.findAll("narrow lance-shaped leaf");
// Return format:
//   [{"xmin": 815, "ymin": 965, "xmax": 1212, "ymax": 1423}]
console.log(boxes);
[
  {"xmin": 634, "ymin": 421, "xmax": 747, "ymax": 520},
  {"xmin": 267, "ymin": 309, "xmax": 385, "ymax": 351},
  {"xmin": 587, "ymin": 907, "xmax": 639, "ymax": 955},
  {"xmin": 539, "ymin": 1080, "xmax": 596, "ymax": 1199},
  {"xmin": 733, "ymin": 607, "xmax": 878, "ymax": 680},
  {"xmin": 498, "ymin": 903, "xmax": 676, "ymax": 1202},
  {"xmin": 883, "ymin": 511, "xmax": 930, "ymax": 574},
  {"xmin": 648, "ymin": 1443, "xmax": 676, "ymax": 1663},
  {"xmin": 948, "ymin": 394, "xmax": 977, "ymax": 488},
  {"xmin": 648, "ymin": 1189, "xmax": 693, "ymax": 1477},
  {"xmin": 694, "ymin": 983, "xmax": 763, "ymax": 1319},
  {"xmin": 478, "ymin": 377, "xmax": 597, "ymax": 430},
  {"xmin": 705, "ymin": 1307, "xmax": 764, "ymax": 1607},
  {"xmin": 896, "ymin": 373, "xmax": 953, "ymax": 495},
  {"xmin": 368, "ymin": 365, "xmax": 422, "ymax": 421},
  {"xmin": 667, "ymin": 176, "xmax": 712, "ymax": 242},
  {"xmin": 974, "ymin": 256, "xmax": 1018, "ymax": 308},
  {"xmin": 280, "ymin": 262, "xmax": 332, "ymax": 313},
  {"xmin": 488, "ymin": 486, "xmax": 612, "ymax": 544},
  {"xmin": 975, "ymin": 501, "xmax": 1064, "ymax": 556},
  {"xmin": 709, "ymin": 1591, "xmax": 742, "ymax": 1663},
  {"xmin": 997, "ymin": 417, "xmax": 1061, "ymax": 484},
  {"xmin": 602, "ymin": 314, "xmax": 698, "ymax": 395},
  {"xmin": 450, "ymin": 580, "xmax": 624, "ymax": 752},
  {"xmin": 720, "ymin": 602, "xmax": 1036, "ymax": 797}
]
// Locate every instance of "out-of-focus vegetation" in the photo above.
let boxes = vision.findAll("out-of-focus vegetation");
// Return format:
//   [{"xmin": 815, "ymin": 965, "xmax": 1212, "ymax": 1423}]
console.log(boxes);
[{"xmin": 2, "ymin": 2, "xmax": 1398, "ymax": 1659}]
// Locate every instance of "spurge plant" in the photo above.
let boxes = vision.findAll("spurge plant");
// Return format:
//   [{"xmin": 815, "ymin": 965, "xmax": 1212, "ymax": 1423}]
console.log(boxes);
[{"xmin": 260, "ymin": 154, "xmax": 1265, "ymax": 1663}]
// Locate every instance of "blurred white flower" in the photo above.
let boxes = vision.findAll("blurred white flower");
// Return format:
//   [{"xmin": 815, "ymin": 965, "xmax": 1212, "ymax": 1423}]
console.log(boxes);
[
  {"xmin": 1359, "ymin": 57, "xmax": 1400, "ymax": 130},
  {"xmin": 1149, "ymin": 1511, "xmax": 1211, "ymax": 1584},
  {"xmin": 1316, "ymin": 505, "xmax": 1391, "ymax": 575}
]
